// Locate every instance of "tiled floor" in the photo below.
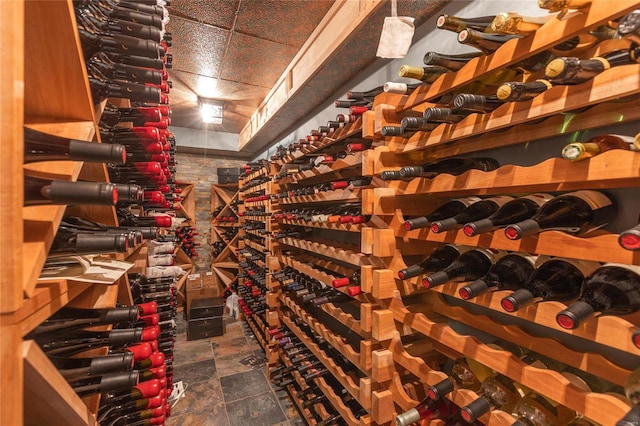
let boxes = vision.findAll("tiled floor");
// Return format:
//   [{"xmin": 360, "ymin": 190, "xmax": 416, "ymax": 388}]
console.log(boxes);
[{"xmin": 168, "ymin": 315, "xmax": 304, "ymax": 426}]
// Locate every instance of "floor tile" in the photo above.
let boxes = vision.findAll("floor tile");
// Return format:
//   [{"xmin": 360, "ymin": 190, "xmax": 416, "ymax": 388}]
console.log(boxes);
[
  {"xmin": 173, "ymin": 358, "xmax": 217, "ymax": 384},
  {"xmin": 173, "ymin": 339, "xmax": 215, "ymax": 366},
  {"xmin": 214, "ymin": 353, "xmax": 255, "ymax": 377},
  {"xmin": 171, "ymin": 376, "xmax": 225, "ymax": 416},
  {"xmin": 219, "ymin": 369, "xmax": 272, "ymax": 403},
  {"xmin": 225, "ymin": 392, "xmax": 288, "ymax": 426},
  {"xmin": 211, "ymin": 336, "xmax": 252, "ymax": 357},
  {"xmin": 166, "ymin": 402, "xmax": 229, "ymax": 426}
]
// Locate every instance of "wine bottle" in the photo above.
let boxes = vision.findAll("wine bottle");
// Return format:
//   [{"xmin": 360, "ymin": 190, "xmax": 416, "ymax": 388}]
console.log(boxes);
[
  {"xmin": 346, "ymin": 86, "xmax": 384, "ymax": 99},
  {"xmin": 78, "ymin": 27, "xmax": 161, "ymax": 59},
  {"xmin": 398, "ymin": 245, "xmax": 467, "ymax": 280},
  {"xmin": 75, "ymin": 5, "xmax": 163, "ymax": 42},
  {"xmin": 87, "ymin": 53, "xmax": 163, "ymax": 85},
  {"xmin": 460, "ymin": 374, "xmax": 524, "ymax": 422},
  {"xmin": 398, "ymin": 65, "xmax": 449, "ymax": 83},
  {"xmin": 545, "ymin": 46, "xmax": 640, "ymax": 85},
  {"xmin": 430, "ymin": 195, "xmax": 513, "ymax": 233},
  {"xmin": 49, "ymin": 352, "xmax": 135, "ymax": 379},
  {"xmin": 436, "ymin": 14, "xmax": 497, "ymax": 33},
  {"xmin": 404, "ymin": 196, "xmax": 483, "ymax": 231},
  {"xmin": 619, "ymin": 224, "xmax": 640, "ymax": 251},
  {"xmin": 561, "ymin": 134, "xmax": 638, "ymax": 161},
  {"xmin": 24, "ymin": 176, "xmax": 118, "ymax": 206},
  {"xmin": 48, "ymin": 225, "xmax": 129, "ymax": 256},
  {"xmin": 394, "ymin": 397, "xmax": 459, "ymax": 426},
  {"xmin": 463, "ymin": 193, "xmax": 554, "ymax": 236},
  {"xmin": 35, "ymin": 327, "xmax": 148, "ymax": 356},
  {"xmin": 496, "ymin": 79, "xmax": 553, "ymax": 102},
  {"xmin": 398, "ymin": 157, "xmax": 500, "ymax": 179},
  {"xmin": 428, "ymin": 357, "xmax": 494, "ymax": 401},
  {"xmin": 382, "ymin": 82, "xmax": 422, "ymax": 95},
  {"xmin": 24, "ymin": 127, "xmax": 126, "ymax": 164},
  {"xmin": 29, "ymin": 305, "xmax": 141, "ymax": 336},
  {"xmin": 70, "ymin": 370, "xmax": 139, "ymax": 397},
  {"xmin": 88, "ymin": 77, "xmax": 162, "ymax": 105},
  {"xmin": 556, "ymin": 263, "xmax": 640, "ymax": 329},
  {"xmin": 490, "ymin": 12, "xmax": 557, "ymax": 35},
  {"xmin": 422, "ymin": 107, "xmax": 475, "ymax": 124},
  {"xmin": 457, "ymin": 28, "xmax": 521, "ymax": 55},
  {"xmin": 500, "ymin": 257, "xmax": 599, "ymax": 312},
  {"xmin": 617, "ymin": 9, "xmax": 640, "ymax": 44},
  {"xmin": 504, "ymin": 190, "xmax": 617, "ymax": 239},
  {"xmin": 423, "ymin": 248, "xmax": 505, "ymax": 289},
  {"xmin": 399, "ymin": 117, "xmax": 440, "ymax": 132},
  {"xmin": 459, "ymin": 253, "xmax": 538, "ymax": 300},
  {"xmin": 422, "ymin": 51, "xmax": 483, "ymax": 72},
  {"xmin": 511, "ymin": 392, "xmax": 576, "ymax": 426},
  {"xmin": 452, "ymin": 93, "xmax": 504, "ymax": 113}
]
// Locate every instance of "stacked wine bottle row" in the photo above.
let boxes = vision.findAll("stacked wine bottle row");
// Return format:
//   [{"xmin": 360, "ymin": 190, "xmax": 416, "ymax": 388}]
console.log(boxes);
[
  {"xmin": 240, "ymin": 2, "xmax": 640, "ymax": 425},
  {"xmin": 357, "ymin": 3, "xmax": 640, "ymax": 425},
  {"xmin": 27, "ymin": 272, "xmax": 178, "ymax": 426},
  {"xmin": 4, "ymin": 0, "xmax": 193, "ymax": 424}
]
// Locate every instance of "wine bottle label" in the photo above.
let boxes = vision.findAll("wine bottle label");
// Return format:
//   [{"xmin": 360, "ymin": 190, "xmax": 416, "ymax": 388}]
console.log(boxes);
[{"xmin": 491, "ymin": 12, "xmax": 555, "ymax": 34}]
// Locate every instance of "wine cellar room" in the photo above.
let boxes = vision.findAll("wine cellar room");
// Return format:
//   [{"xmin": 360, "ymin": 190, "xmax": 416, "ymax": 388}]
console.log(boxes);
[{"xmin": 4, "ymin": 0, "xmax": 640, "ymax": 425}]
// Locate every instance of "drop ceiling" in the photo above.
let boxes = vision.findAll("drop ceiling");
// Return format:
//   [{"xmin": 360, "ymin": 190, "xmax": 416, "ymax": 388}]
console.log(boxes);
[{"xmin": 166, "ymin": 0, "xmax": 450, "ymax": 157}]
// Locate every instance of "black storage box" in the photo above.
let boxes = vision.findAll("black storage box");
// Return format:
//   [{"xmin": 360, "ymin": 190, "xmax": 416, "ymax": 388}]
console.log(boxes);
[
  {"xmin": 218, "ymin": 174, "xmax": 239, "ymax": 184},
  {"xmin": 189, "ymin": 297, "xmax": 224, "ymax": 320},
  {"xmin": 217, "ymin": 167, "xmax": 242, "ymax": 176},
  {"xmin": 187, "ymin": 316, "xmax": 224, "ymax": 340},
  {"xmin": 217, "ymin": 167, "xmax": 242, "ymax": 184}
]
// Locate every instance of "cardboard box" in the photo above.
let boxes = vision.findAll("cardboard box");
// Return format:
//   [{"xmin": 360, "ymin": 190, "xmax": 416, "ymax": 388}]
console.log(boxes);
[
  {"xmin": 186, "ymin": 274, "xmax": 202, "ymax": 290},
  {"xmin": 186, "ymin": 286, "xmax": 220, "ymax": 317},
  {"xmin": 187, "ymin": 315, "xmax": 224, "ymax": 340},
  {"xmin": 202, "ymin": 271, "xmax": 217, "ymax": 288}
]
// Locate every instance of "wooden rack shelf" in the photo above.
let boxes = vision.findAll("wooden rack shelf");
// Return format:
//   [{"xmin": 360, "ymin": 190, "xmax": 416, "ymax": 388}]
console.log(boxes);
[
  {"xmin": 376, "ymin": 149, "xmax": 640, "ymax": 197},
  {"xmin": 275, "ymin": 118, "xmax": 365, "ymax": 166},
  {"xmin": 278, "ymin": 218, "xmax": 365, "ymax": 233},
  {"xmin": 277, "ymin": 152, "xmax": 364, "ymax": 186},
  {"xmin": 373, "ymin": 214, "xmax": 640, "ymax": 266},
  {"xmin": 279, "ymin": 187, "xmax": 365, "ymax": 205},
  {"xmin": 280, "ymin": 293, "xmax": 374, "ymax": 374},
  {"xmin": 381, "ymin": 97, "xmax": 640, "ymax": 161},
  {"xmin": 280, "ymin": 313, "xmax": 371, "ymax": 411},
  {"xmin": 23, "ymin": 340, "xmax": 98, "ymax": 426},
  {"xmin": 373, "ymin": 291, "xmax": 632, "ymax": 426},
  {"xmin": 279, "ymin": 237, "xmax": 369, "ymax": 268},
  {"xmin": 395, "ymin": 1, "xmax": 640, "ymax": 113},
  {"xmin": 428, "ymin": 283, "xmax": 640, "ymax": 357}
]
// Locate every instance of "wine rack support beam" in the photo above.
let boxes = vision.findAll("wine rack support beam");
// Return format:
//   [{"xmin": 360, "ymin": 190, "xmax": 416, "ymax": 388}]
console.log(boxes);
[{"xmin": 1, "ymin": 0, "xmax": 24, "ymax": 313}]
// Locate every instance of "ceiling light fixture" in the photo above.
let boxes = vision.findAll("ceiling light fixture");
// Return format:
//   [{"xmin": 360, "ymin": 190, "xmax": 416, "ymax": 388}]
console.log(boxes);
[{"xmin": 198, "ymin": 97, "xmax": 224, "ymax": 124}]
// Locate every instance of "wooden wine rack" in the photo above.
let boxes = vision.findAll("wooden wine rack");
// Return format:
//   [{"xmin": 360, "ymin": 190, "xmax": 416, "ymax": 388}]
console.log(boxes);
[
  {"xmin": 210, "ymin": 183, "xmax": 241, "ymax": 292},
  {"xmin": 242, "ymin": 2, "xmax": 640, "ymax": 425},
  {"xmin": 0, "ymin": 1, "xmax": 177, "ymax": 424}
]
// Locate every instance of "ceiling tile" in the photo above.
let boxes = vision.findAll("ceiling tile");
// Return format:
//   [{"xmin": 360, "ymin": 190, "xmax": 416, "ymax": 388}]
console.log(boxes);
[
  {"xmin": 234, "ymin": 0, "xmax": 335, "ymax": 48},
  {"xmin": 219, "ymin": 32, "xmax": 298, "ymax": 88},
  {"xmin": 167, "ymin": 18, "xmax": 229, "ymax": 79},
  {"xmin": 169, "ymin": 0, "xmax": 239, "ymax": 29}
]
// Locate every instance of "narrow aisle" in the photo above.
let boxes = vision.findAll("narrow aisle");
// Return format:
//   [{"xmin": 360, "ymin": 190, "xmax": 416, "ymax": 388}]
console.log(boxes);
[{"xmin": 168, "ymin": 315, "xmax": 304, "ymax": 426}]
